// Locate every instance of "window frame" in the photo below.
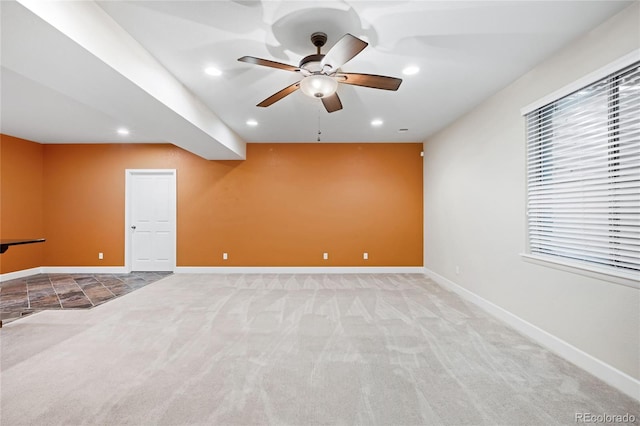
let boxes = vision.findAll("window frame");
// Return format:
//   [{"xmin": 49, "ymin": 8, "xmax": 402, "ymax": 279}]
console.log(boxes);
[{"xmin": 520, "ymin": 50, "xmax": 640, "ymax": 289}]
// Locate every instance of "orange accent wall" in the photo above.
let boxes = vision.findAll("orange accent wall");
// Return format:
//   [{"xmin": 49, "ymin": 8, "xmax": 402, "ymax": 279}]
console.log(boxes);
[
  {"xmin": 0, "ymin": 135, "xmax": 45, "ymax": 273},
  {"xmin": 3, "ymin": 139, "xmax": 422, "ymax": 271}
]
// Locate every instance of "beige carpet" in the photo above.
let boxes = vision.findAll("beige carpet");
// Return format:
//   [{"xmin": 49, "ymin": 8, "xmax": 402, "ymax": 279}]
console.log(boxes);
[{"xmin": 1, "ymin": 273, "xmax": 637, "ymax": 425}]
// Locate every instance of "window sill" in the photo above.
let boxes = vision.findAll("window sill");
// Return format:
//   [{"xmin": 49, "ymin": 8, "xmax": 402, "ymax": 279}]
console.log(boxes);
[{"xmin": 520, "ymin": 253, "xmax": 639, "ymax": 289}]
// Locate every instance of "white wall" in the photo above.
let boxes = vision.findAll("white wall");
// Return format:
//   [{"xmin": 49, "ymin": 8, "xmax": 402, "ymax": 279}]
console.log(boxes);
[{"xmin": 424, "ymin": 3, "xmax": 639, "ymax": 382}]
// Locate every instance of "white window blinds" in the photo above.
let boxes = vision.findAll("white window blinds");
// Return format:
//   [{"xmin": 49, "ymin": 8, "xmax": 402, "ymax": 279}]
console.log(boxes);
[{"xmin": 525, "ymin": 61, "xmax": 640, "ymax": 278}]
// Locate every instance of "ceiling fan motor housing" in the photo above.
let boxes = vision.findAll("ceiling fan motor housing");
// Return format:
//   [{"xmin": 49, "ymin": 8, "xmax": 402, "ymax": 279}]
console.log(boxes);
[{"xmin": 299, "ymin": 54, "xmax": 324, "ymax": 72}]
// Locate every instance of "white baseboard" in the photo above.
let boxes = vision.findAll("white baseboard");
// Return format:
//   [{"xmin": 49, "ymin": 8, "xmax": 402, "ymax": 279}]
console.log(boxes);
[
  {"xmin": 174, "ymin": 266, "xmax": 424, "ymax": 274},
  {"xmin": 41, "ymin": 266, "xmax": 129, "ymax": 274},
  {"xmin": 424, "ymin": 267, "xmax": 640, "ymax": 402},
  {"xmin": 0, "ymin": 267, "xmax": 43, "ymax": 282},
  {"xmin": 0, "ymin": 267, "xmax": 130, "ymax": 282},
  {"xmin": 1, "ymin": 265, "xmax": 422, "ymax": 282}
]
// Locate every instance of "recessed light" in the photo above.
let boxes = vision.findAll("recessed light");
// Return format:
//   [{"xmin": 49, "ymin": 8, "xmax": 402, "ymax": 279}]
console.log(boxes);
[
  {"xmin": 246, "ymin": 119, "xmax": 258, "ymax": 126},
  {"xmin": 402, "ymin": 66, "xmax": 420, "ymax": 76},
  {"xmin": 204, "ymin": 66, "xmax": 222, "ymax": 76},
  {"xmin": 117, "ymin": 128, "xmax": 130, "ymax": 136},
  {"xmin": 371, "ymin": 119, "xmax": 383, "ymax": 127}
]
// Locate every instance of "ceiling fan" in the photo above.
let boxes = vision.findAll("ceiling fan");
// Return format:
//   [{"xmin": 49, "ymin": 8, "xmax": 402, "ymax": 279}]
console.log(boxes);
[{"xmin": 238, "ymin": 32, "xmax": 402, "ymax": 113}]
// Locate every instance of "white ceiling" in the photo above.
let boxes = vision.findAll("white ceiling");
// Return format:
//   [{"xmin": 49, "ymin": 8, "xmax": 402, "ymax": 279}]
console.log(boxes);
[{"xmin": 0, "ymin": 0, "xmax": 632, "ymax": 159}]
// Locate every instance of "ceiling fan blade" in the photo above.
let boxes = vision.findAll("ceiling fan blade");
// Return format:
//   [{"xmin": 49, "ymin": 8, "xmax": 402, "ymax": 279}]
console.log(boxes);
[
  {"xmin": 238, "ymin": 56, "xmax": 300, "ymax": 72},
  {"xmin": 257, "ymin": 81, "xmax": 301, "ymax": 107},
  {"xmin": 321, "ymin": 93, "xmax": 343, "ymax": 113},
  {"xmin": 320, "ymin": 34, "xmax": 368, "ymax": 72},
  {"xmin": 337, "ymin": 73, "xmax": 402, "ymax": 91}
]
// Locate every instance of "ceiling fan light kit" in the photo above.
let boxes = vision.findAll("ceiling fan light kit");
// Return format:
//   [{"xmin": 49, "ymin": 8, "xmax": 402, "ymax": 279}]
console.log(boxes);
[
  {"xmin": 300, "ymin": 74, "xmax": 338, "ymax": 98},
  {"xmin": 238, "ymin": 31, "xmax": 402, "ymax": 113}
]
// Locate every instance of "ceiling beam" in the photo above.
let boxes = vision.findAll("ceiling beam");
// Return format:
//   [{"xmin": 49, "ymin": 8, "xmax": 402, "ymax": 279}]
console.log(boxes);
[{"xmin": 14, "ymin": 0, "xmax": 246, "ymax": 160}]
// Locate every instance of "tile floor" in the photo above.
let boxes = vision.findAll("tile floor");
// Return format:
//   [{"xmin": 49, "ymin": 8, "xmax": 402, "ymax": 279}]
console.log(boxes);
[{"xmin": 0, "ymin": 271, "xmax": 171, "ymax": 326}]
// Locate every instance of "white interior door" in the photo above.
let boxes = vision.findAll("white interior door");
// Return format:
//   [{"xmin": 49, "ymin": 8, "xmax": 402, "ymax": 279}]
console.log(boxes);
[{"xmin": 127, "ymin": 170, "xmax": 176, "ymax": 272}]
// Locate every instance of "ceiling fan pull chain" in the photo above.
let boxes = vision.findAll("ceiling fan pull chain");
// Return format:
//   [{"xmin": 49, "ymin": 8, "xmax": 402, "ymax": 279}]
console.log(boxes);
[{"xmin": 317, "ymin": 103, "xmax": 322, "ymax": 142}]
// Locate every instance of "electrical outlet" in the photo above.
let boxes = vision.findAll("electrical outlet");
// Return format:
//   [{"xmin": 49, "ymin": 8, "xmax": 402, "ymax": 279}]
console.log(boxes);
[
  {"xmin": 455, "ymin": 266, "xmax": 460, "ymax": 275},
  {"xmin": 98, "ymin": 252, "xmax": 103, "ymax": 260},
  {"xmin": 363, "ymin": 252, "xmax": 368, "ymax": 260},
  {"xmin": 223, "ymin": 252, "xmax": 228, "ymax": 260},
  {"xmin": 323, "ymin": 252, "xmax": 328, "ymax": 260}
]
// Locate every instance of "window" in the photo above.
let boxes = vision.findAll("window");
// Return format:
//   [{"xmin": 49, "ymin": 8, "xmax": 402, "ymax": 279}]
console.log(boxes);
[{"xmin": 525, "ymin": 61, "xmax": 639, "ymax": 280}]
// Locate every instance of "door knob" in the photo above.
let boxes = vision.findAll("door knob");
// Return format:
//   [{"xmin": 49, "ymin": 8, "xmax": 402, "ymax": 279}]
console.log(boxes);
[{"xmin": 131, "ymin": 225, "xmax": 136, "ymax": 230}]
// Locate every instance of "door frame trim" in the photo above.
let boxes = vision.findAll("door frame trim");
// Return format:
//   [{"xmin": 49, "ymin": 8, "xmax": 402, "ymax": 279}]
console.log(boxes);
[{"xmin": 124, "ymin": 169, "xmax": 177, "ymax": 273}]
